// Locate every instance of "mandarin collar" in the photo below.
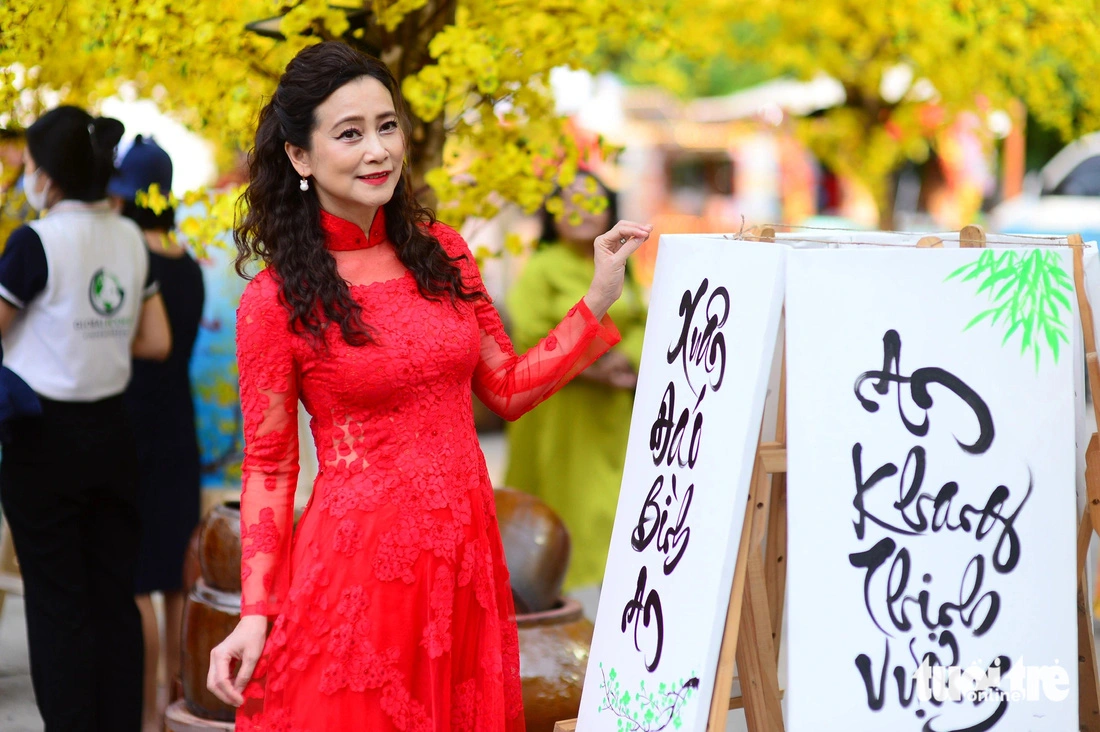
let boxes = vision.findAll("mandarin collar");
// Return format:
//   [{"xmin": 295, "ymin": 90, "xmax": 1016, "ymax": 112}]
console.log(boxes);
[{"xmin": 320, "ymin": 208, "xmax": 388, "ymax": 251}]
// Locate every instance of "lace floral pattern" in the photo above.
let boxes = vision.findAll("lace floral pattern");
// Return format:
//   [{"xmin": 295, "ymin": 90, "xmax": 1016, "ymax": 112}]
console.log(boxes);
[{"xmin": 235, "ymin": 220, "xmax": 620, "ymax": 731}]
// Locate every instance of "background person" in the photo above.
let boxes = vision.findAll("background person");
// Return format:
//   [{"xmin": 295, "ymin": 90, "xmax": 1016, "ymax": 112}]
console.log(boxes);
[
  {"xmin": 0, "ymin": 106, "xmax": 171, "ymax": 731},
  {"xmin": 110, "ymin": 135, "xmax": 205, "ymax": 732},
  {"xmin": 504, "ymin": 171, "xmax": 648, "ymax": 593}
]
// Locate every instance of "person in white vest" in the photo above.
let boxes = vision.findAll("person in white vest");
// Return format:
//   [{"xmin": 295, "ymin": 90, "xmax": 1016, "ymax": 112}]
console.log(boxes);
[{"xmin": 0, "ymin": 105, "xmax": 171, "ymax": 732}]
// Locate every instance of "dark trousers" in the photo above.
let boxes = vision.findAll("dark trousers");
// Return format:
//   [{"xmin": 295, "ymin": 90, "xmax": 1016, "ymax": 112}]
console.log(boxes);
[{"xmin": 0, "ymin": 395, "xmax": 144, "ymax": 731}]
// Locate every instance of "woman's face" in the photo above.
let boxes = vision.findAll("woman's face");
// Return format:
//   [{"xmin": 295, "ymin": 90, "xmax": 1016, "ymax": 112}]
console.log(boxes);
[
  {"xmin": 286, "ymin": 76, "xmax": 406, "ymax": 226},
  {"xmin": 556, "ymin": 175, "xmax": 612, "ymax": 246}
]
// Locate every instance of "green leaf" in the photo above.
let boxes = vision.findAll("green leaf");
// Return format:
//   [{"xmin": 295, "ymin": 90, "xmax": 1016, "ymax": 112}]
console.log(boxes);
[
  {"xmin": 1046, "ymin": 322, "xmax": 1062, "ymax": 362},
  {"xmin": 983, "ymin": 268, "xmax": 1019, "ymax": 297},
  {"xmin": 992, "ymin": 274, "xmax": 1018, "ymax": 300},
  {"xmin": 1052, "ymin": 269, "xmax": 1074, "ymax": 286},
  {"xmin": 989, "ymin": 301, "xmax": 1012, "ymax": 326},
  {"xmin": 945, "ymin": 261, "xmax": 976, "ymax": 281},
  {"xmin": 965, "ymin": 308, "xmax": 998, "ymax": 330},
  {"xmin": 1050, "ymin": 288, "xmax": 1072, "ymax": 310}
]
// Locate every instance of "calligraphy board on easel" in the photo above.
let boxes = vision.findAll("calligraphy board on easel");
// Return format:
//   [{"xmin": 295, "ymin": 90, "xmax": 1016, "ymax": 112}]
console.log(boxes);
[
  {"xmin": 577, "ymin": 235, "xmax": 785, "ymax": 731},
  {"xmin": 785, "ymin": 247, "xmax": 1079, "ymax": 731}
]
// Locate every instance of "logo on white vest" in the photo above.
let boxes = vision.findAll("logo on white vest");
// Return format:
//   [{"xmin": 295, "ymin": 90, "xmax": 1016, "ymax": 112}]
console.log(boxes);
[{"xmin": 89, "ymin": 268, "xmax": 126, "ymax": 317}]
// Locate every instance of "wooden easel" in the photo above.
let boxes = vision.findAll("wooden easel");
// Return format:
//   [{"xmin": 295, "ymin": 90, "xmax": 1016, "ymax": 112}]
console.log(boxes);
[
  {"xmin": 555, "ymin": 224, "xmax": 789, "ymax": 732},
  {"xmin": 557, "ymin": 226, "xmax": 1100, "ymax": 732}
]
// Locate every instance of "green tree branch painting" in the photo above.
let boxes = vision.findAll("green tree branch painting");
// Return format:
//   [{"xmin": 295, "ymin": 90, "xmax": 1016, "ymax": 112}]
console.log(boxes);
[
  {"xmin": 946, "ymin": 249, "xmax": 1073, "ymax": 370},
  {"xmin": 597, "ymin": 664, "xmax": 700, "ymax": 731}
]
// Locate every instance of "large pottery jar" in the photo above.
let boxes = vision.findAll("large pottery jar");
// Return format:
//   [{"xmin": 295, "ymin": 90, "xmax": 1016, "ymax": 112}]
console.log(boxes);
[
  {"xmin": 181, "ymin": 580, "xmax": 242, "ymax": 721},
  {"xmin": 493, "ymin": 488, "xmax": 570, "ymax": 613},
  {"xmin": 180, "ymin": 501, "xmax": 242, "ymax": 722},
  {"xmin": 516, "ymin": 597, "xmax": 594, "ymax": 732},
  {"xmin": 197, "ymin": 501, "xmax": 242, "ymax": 592},
  {"xmin": 494, "ymin": 488, "xmax": 594, "ymax": 731}
]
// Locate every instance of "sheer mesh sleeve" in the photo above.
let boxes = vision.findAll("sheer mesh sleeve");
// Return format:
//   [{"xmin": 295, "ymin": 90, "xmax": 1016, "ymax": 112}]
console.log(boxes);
[
  {"xmin": 236, "ymin": 272, "xmax": 300, "ymax": 617},
  {"xmin": 434, "ymin": 225, "xmax": 621, "ymax": 421}
]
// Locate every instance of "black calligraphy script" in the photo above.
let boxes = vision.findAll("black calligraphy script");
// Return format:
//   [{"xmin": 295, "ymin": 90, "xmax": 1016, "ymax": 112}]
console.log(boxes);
[
  {"xmin": 622, "ymin": 279, "xmax": 730, "ymax": 673},
  {"xmin": 847, "ymin": 330, "xmax": 1031, "ymax": 731}
]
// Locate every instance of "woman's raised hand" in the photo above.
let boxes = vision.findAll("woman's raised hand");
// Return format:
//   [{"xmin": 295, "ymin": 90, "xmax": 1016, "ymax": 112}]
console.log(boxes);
[
  {"xmin": 207, "ymin": 615, "xmax": 270, "ymax": 707},
  {"xmin": 583, "ymin": 221, "xmax": 652, "ymax": 320}
]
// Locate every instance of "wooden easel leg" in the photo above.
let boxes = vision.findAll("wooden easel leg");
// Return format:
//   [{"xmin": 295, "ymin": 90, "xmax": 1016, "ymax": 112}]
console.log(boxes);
[
  {"xmin": 1086, "ymin": 434, "xmax": 1100, "ymax": 551},
  {"xmin": 708, "ymin": 438, "xmax": 786, "ymax": 732},
  {"xmin": 1067, "ymin": 237, "xmax": 1100, "ymax": 728},
  {"xmin": 737, "ymin": 549, "xmax": 784, "ymax": 732},
  {"xmin": 765, "ymin": 344, "xmax": 788, "ymax": 662},
  {"xmin": 764, "ymin": 472, "xmax": 786, "ymax": 663},
  {"xmin": 1079, "ymin": 510, "xmax": 1100, "ymax": 731},
  {"xmin": 707, "ymin": 469, "xmax": 759, "ymax": 732}
]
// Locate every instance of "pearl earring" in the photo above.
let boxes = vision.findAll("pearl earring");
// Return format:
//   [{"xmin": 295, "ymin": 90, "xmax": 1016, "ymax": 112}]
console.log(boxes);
[{"xmin": 299, "ymin": 177, "xmax": 309, "ymax": 192}]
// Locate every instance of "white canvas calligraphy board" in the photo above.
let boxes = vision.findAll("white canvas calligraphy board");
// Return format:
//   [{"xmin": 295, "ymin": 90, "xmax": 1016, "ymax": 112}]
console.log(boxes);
[
  {"xmin": 577, "ymin": 235, "xmax": 785, "ymax": 731},
  {"xmin": 786, "ymin": 248, "xmax": 1079, "ymax": 731}
]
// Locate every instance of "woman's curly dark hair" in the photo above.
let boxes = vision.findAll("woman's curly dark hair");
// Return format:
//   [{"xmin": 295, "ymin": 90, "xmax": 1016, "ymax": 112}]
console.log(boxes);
[{"xmin": 235, "ymin": 41, "xmax": 481, "ymax": 346}]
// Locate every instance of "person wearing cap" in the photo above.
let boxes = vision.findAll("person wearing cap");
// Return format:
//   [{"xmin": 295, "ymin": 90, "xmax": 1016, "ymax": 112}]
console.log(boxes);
[
  {"xmin": 110, "ymin": 136, "xmax": 205, "ymax": 732},
  {"xmin": 0, "ymin": 105, "xmax": 171, "ymax": 731}
]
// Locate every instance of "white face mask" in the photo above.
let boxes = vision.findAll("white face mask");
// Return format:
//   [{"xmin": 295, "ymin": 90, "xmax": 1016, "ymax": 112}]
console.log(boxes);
[{"xmin": 22, "ymin": 168, "xmax": 51, "ymax": 211}]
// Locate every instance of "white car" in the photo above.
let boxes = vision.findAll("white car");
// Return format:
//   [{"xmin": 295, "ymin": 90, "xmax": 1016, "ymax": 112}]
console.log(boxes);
[{"xmin": 991, "ymin": 132, "xmax": 1100, "ymax": 242}]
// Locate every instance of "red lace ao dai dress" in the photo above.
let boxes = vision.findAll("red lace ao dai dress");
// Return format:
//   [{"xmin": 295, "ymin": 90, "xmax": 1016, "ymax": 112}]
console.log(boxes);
[{"xmin": 234, "ymin": 210, "xmax": 620, "ymax": 731}]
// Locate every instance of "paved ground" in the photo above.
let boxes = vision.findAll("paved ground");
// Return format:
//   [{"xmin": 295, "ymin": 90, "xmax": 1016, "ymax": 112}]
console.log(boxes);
[{"xmin": 0, "ymin": 595, "xmax": 37, "ymax": 732}]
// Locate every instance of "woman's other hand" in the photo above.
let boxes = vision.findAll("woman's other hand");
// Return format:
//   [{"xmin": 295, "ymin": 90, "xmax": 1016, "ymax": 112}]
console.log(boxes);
[
  {"xmin": 207, "ymin": 615, "xmax": 269, "ymax": 706},
  {"xmin": 580, "ymin": 350, "xmax": 638, "ymax": 389},
  {"xmin": 583, "ymin": 221, "xmax": 652, "ymax": 319}
]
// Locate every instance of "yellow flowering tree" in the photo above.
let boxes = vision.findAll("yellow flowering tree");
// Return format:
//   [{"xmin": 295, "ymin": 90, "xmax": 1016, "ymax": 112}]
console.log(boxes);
[
  {"xmin": 718, "ymin": 0, "xmax": 1100, "ymax": 227},
  {"xmin": 0, "ymin": 0, "xmax": 738, "ymax": 243}
]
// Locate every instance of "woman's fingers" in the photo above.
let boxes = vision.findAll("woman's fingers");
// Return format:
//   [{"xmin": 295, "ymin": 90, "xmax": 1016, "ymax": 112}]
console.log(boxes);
[
  {"xmin": 585, "ymin": 220, "xmax": 653, "ymax": 317},
  {"xmin": 614, "ymin": 235, "xmax": 646, "ymax": 261},
  {"xmin": 206, "ymin": 617, "xmax": 268, "ymax": 707},
  {"xmin": 206, "ymin": 648, "xmax": 218, "ymax": 696},
  {"xmin": 599, "ymin": 221, "xmax": 652, "ymax": 255},
  {"xmin": 208, "ymin": 646, "xmax": 245, "ymax": 706},
  {"xmin": 234, "ymin": 650, "xmax": 261, "ymax": 694},
  {"xmin": 610, "ymin": 220, "xmax": 652, "ymax": 237}
]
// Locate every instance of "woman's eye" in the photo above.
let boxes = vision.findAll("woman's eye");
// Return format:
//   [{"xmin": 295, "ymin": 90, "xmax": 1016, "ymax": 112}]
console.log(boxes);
[
  {"xmin": 380, "ymin": 121, "xmax": 398, "ymax": 133},
  {"xmin": 338, "ymin": 128, "xmax": 362, "ymax": 140}
]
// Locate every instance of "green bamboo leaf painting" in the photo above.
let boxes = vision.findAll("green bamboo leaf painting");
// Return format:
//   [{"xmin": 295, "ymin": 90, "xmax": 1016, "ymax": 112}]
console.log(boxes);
[{"xmin": 946, "ymin": 249, "xmax": 1073, "ymax": 370}]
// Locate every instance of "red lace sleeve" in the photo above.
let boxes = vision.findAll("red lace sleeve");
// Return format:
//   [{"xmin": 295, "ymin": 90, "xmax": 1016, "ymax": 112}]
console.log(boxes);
[
  {"xmin": 434, "ymin": 225, "xmax": 621, "ymax": 421},
  {"xmin": 235, "ymin": 271, "xmax": 300, "ymax": 618}
]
